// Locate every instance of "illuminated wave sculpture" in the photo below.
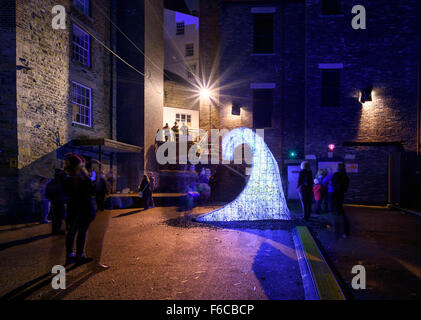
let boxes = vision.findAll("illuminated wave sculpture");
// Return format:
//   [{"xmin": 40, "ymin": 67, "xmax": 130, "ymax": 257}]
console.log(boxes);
[{"xmin": 198, "ymin": 127, "xmax": 290, "ymax": 221}]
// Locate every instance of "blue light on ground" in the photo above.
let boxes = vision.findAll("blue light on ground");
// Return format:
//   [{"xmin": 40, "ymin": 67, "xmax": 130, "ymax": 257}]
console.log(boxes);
[{"xmin": 198, "ymin": 127, "xmax": 290, "ymax": 221}]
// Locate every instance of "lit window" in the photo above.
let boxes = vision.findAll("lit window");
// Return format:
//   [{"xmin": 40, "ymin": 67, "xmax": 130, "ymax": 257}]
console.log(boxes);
[
  {"xmin": 176, "ymin": 113, "xmax": 192, "ymax": 125},
  {"xmin": 176, "ymin": 22, "xmax": 185, "ymax": 35},
  {"xmin": 72, "ymin": 24, "xmax": 90, "ymax": 67},
  {"xmin": 321, "ymin": 69, "xmax": 341, "ymax": 106},
  {"xmin": 322, "ymin": 0, "xmax": 341, "ymax": 15},
  {"xmin": 253, "ymin": 13, "xmax": 274, "ymax": 54},
  {"xmin": 74, "ymin": 0, "xmax": 90, "ymax": 16},
  {"xmin": 185, "ymin": 43, "xmax": 194, "ymax": 57},
  {"xmin": 71, "ymin": 82, "xmax": 92, "ymax": 127}
]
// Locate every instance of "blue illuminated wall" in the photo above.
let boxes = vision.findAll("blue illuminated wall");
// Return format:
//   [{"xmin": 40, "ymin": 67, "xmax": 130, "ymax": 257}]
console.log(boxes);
[{"xmin": 198, "ymin": 128, "xmax": 290, "ymax": 221}]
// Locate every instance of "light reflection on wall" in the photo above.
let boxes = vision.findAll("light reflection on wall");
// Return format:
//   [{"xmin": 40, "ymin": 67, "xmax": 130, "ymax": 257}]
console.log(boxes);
[
  {"xmin": 198, "ymin": 127, "xmax": 290, "ymax": 221},
  {"xmin": 356, "ymin": 88, "xmax": 400, "ymax": 141}
]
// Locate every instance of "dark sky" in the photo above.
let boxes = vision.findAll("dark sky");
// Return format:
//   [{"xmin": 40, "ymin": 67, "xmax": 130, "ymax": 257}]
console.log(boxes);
[{"xmin": 184, "ymin": 0, "xmax": 198, "ymax": 12}]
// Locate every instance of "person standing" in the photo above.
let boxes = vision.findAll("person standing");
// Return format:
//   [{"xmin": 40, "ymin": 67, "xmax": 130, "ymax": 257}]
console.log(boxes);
[
  {"xmin": 330, "ymin": 163, "xmax": 350, "ymax": 238},
  {"xmin": 313, "ymin": 178, "xmax": 322, "ymax": 214},
  {"xmin": 171, "ymin": 122, "xmax": 180, "ymax": 142},
  {"xmin": 163, "ymin": 123, "xmax": 171, "ymax": 142},
  {"xmin": 62, "ymin": 154, "xmax": 96, "ymax": 264},
  {"xmin": 45, "ymin": 169, "xmax": 67, "ymax": 235},
  {"xmin": 94, "ymin": 171, "xmax": 110, "ymax": 212},
  {"xmin": 138, "ymin": 174, "xmax": 153, "ymax": 210},
  {"xmin": 297, "ymin": 161, "xmax": 313, "ymax": 221},
  {"xmin": 316, "ymin": 169, "xmax": 328, "ymax": 212}
]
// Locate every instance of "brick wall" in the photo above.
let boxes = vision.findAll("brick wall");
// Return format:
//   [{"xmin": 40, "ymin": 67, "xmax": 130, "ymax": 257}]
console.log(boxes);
[
  {"xmin": 164, "ymin": 79, "xmax": 199, "ymax": 111},
  {"xmin": 0, "ymin": 0, "xmax": 18, "ymax": 214},
  {"xmin": 305, "ymin": 0, "xmax": 419, "ymax": 203}
]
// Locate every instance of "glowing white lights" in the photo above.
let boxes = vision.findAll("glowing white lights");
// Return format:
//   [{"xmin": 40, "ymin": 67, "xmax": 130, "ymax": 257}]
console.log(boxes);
[
  {"xmin": 198, "ymin": 127, "xmax": 290, "ymax": 221},
  {"xmin": 200, "ymin": 88, "xmax": 211, "ymax": 100}
]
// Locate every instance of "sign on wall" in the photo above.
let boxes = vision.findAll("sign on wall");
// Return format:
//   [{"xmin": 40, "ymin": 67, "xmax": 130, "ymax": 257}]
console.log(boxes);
[{"xmin": 346, "ymin": 163, "xmax": 359, "ymax": 173}]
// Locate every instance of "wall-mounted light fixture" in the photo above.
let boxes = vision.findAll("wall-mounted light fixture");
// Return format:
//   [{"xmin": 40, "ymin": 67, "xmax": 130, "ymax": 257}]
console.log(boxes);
[
  {"xmin": 328, "ymin": 144, "xmax": 335, "ymax": 151},
  {"xmin": 360, "ymin": 86, "xmax": 372, "ymax": 103},
  {"xmin": 232, "ymin": 101, "xmax": 241, "ymax": 116}
]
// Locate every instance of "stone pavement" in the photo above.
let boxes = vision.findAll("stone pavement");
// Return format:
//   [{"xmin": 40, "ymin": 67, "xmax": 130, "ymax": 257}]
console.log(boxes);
[
  {"xmin": 0, "ymin": 206, "xmax": 305, "ymax": 300},
  {"xmin": 295, "ymin": 204, "xmax": 421, "ymax": 300}
]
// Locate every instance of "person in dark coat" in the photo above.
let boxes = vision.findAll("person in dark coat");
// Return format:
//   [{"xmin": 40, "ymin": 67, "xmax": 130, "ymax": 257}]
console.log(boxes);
[
  {"xmin": 45, "ymin": 169, "xmax": 67, "ymax": 235},
  {"xmin": 171, "ymin": 122, "xmax": 180, "ymax": 142},
  {"xmin": 94, "ymin": 171, "xmax": 110, "ymax": 211},
  {"xmin": 297, "ymin": 161, "xmax": 313, "ymax": 221},
  {"xmin": 138, "ymin": 174, "xmax": 154, "ymax": 210},
  {"xmin": 329, "ymin": 162, "xmax": 350, "ymax": 238},
  {"xmin": 62, "ymin": 154, "xmax": 96, "ymax": 264}
]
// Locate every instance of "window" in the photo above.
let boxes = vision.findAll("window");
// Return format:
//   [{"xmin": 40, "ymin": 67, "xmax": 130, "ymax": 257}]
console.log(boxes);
[
  {"xmin": 176, "ymin": 113, "xmax": 192, "ymax": 125},
  {"xmin": 321, "ymin": 69, "xmax": 341, "ymax": 106},
  {"xmin": 72, "ymin": 24, "xmax": 90, "ymax": 67},
  {"xmin": 253, "ymin": 89, "xmax": 273, "ymax": 128},
  {"xmin": 176, "ymin": 22, "xmax": 185, "ymax": 35},
  {"xmin": 74, "ymin": 0, "xmax": 90, "ymax": 16},
  {"xmin": 187, "ymin": 64, "xmax": 196, "ymax": 80},
  {"xmin": 185, "ymin": 43, "xmax": 194, "ymax": 57},
  {"xmin": 322, "ymin": 0, "xmax": 341, "ymax": 15},
  {"xmin": 71, "ymin": 82, "xmax": 92, "ymax": 127},
  {"xmin": 253, "ymin": 13, "xmax": 274, "ymax": 54}
]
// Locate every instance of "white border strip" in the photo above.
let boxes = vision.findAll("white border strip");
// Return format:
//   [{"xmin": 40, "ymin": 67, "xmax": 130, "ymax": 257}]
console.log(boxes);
[{"xmin": 292, "ymin": 229, "xmax": 320, "ymax": 300}]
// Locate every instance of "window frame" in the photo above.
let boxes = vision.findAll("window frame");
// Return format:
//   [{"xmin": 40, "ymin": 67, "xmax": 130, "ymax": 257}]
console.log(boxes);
[
  {"xmin": 321, "ymin": 0, "xmax": 342, "ymax": 15},
  {"xmin": 73, "ymin": 0, "xmax": 91, "ymax": 16},
  {"xmin": 176, "ymin": 21, "xmax": 185, "ymax": 35},
  {"xmin": 253, "ymin": 13, "xmax": 274, "ymax": 54},
  {"xmin": 71, "ymin": 81, "xmax": 93, "ymax": 128},
  {"xmin": 321, "ymin": 68, "xmax": 341, "ymax": 107},
  {"xmin": 185, "ymin": 43, "xmax": 194, "ymax": 57},
  {"xmin": 186, "ymin": 64, "xmax": 196, "ymax": 80},
  {"xmin": 252, "ymin": 88, "xmax": 274, "ymax": 129},
  {"xmin": 72, "ymin": 24, "xmax": 91, "ymax": 67}
]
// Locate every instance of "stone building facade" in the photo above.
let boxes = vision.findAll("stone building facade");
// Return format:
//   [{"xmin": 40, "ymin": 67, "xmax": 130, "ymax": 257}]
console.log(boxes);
[
  {"xmin": 200, "ymin": 0, "xmax": 419, "ymax": 204},
  {"xmin": 0, "ymin": 0, "xmax": 165, "ymax": 221},
  {"xmin": 0, "ymin": 0, "xmax": 114, "ymax": 220}
]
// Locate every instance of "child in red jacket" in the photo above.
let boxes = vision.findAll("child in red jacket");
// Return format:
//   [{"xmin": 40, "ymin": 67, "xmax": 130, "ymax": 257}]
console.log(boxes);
[{"xmin": 313, "ymin": 179, "xmax": 322, "ymax": 214}]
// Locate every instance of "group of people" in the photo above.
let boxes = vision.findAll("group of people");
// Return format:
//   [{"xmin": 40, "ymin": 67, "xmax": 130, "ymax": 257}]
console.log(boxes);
[
  {"xmin": 297, "ymin": 161, "xmax": 350, "ymax": 238},
  {"xmin": 160, "ymin": 122, "xmax": 190, "ymax": 142},
  {"xmin": 180, "ymin": 166, "xmax": 215, "ymax": 212},
  {"xmin": 44, "ymin": 154, "xmax": 113, "ymax": 265}
]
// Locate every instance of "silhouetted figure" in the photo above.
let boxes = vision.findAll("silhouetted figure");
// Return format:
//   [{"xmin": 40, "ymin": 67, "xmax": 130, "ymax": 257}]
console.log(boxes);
[
  {"xmin": 313, "ymin": 178, "xmax": 322, "ymax": 214},
  {"xmin": 94, "ymin": 171, "xmax": 110, "ymax": 211},
  {"xmin": 106, "ymin": 171, "xmax": 115, "ymax": 193},
  {"xmin": 163, "ymin": 123, "xmax": 170, "ymax": 142},
  {"xmin": 138, "ymin": 174, "xmax": 154, "ymax": 210},
  {"xmin": 62, "ymin": 154, "xmax": 96, "ymax": 264},
  {"xmin": 209, "ymin": 171, "xmax": 217, "ymax": 202},
  {"xmin": 316, "ymin": 169, "xmax": 328, "ymax": 212},
  {"xmin": 172, "ymin": 122, "xmax": 180, "ymax": 142},
  {"xmin": 45, "ymin": 169, "xmax": 67, "ymax": 234},
  {"xmin": 328, "ymin": 163, "xmax": 350, "ymax": 238},
  {"xmin": 297, "ymin": 161, "xmax": 313, "ymax": 221}
]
